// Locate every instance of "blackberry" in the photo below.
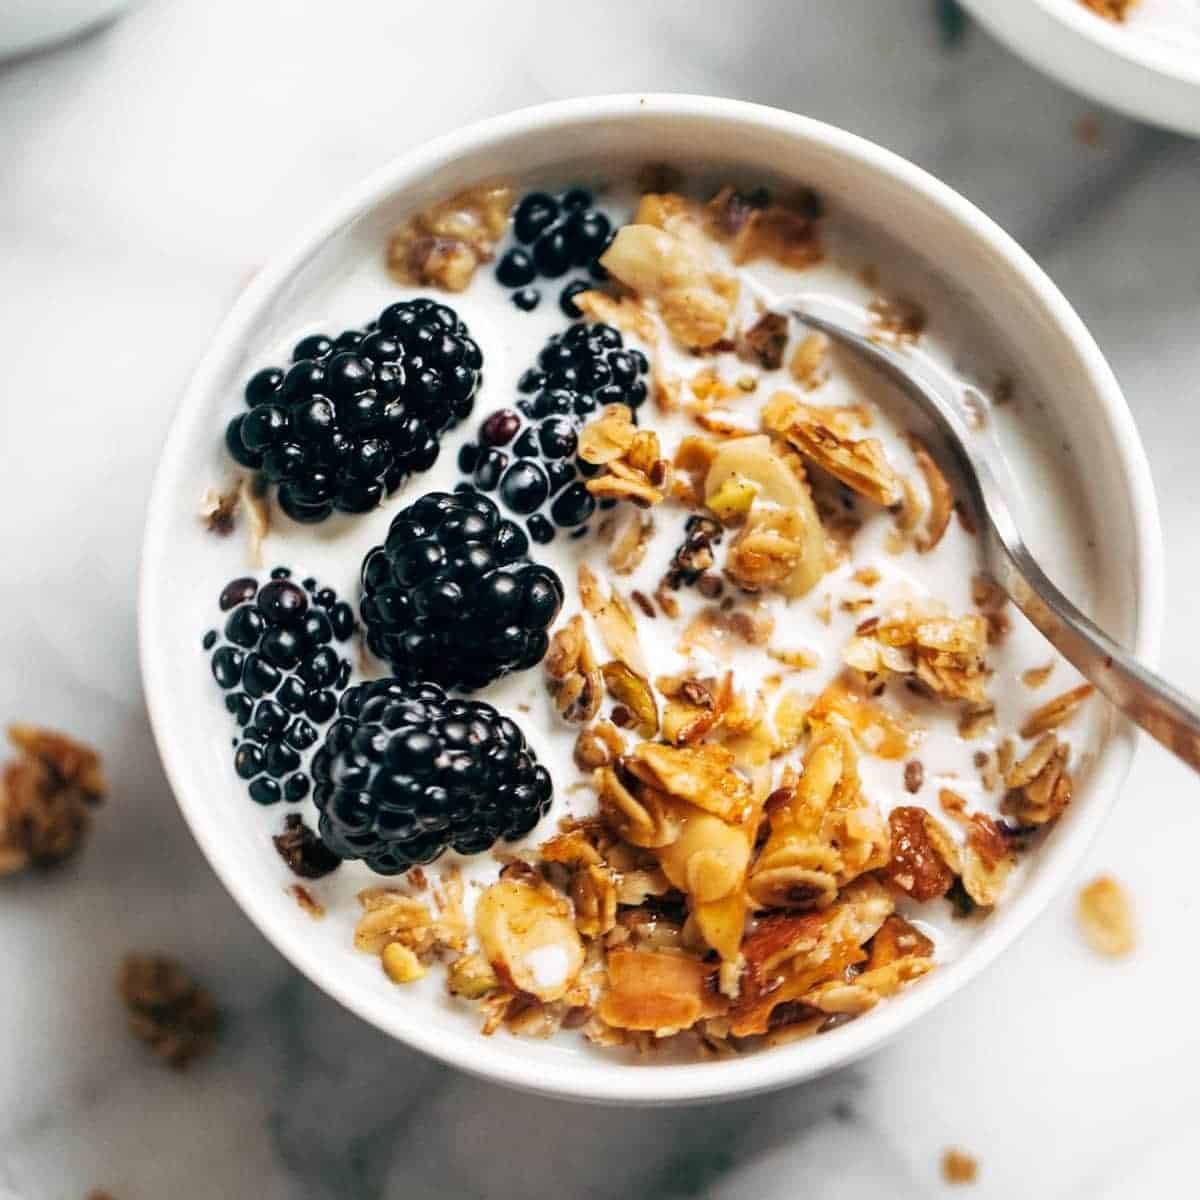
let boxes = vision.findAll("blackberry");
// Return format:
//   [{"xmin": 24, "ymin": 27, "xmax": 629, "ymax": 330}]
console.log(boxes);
[
  {"xmin": 312, "ymin": 678, "xmax": 553, "ymax": 874},
  {"xmin": 224, "ymin": 299, "xmax": 483, "ymax": 523},
  {"xmin": 535, "ymin": 323, "xmax": 648, "ymax": 410},
  {"xmin": 457, "ymin": 323, "xmax": 649, "ymax": 530},
  {"xmin": 205, "ymin": 573, "xmax": 356, "ymax": 803},
  {"xmin": 497, "ymin": 187, "xmax": 615, "ymax": 309},
  {"xmin": 360, "ymin": 490, "xmax": 563, "ymax": 691}
]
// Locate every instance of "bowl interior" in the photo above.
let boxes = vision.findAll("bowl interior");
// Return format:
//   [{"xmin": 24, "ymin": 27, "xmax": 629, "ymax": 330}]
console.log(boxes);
[{"xmin": 140, "ymin": 96, "xmax": 1158, "ymax": 1104}]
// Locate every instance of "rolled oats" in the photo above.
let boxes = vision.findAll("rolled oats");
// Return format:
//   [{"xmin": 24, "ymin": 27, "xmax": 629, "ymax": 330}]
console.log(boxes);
[
  {"xmin": 764, "ymin": 391, "xmax": 902, "ymax": 506},
  {"xmin": 1018, "ymin": 683, "xmax": 1093, "ymax": 739},
  {"xmin": 545, "ymin": 615, "xmax": 604, "ymax": 724},
  {"xmin": 789, "ymin": 332, "xmax": 831, "ymax": 391},
  {"xmin": 844, "ymin": 605, "xmax": 990, "ymax": 706},
  {"xmin": 1002, "ymin": 735, "xmax": 1073, "ymax": 826},
  {"xmin": 907, "ymin": 434, "xmax": 953, "ymax": 552}
]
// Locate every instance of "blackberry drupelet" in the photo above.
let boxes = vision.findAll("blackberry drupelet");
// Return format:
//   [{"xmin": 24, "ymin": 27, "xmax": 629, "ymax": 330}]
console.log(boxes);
[
  {"xmin": 455, "ymin": 322, "xmax": 649, "ymax": 539},
  {"xmin": 360, "ymin": 490, "xmax": 563, "ymax": 691},
  {"xmin": 312, "ymin": 678, "xmax": 553, "ymax": 874},
  {"xmin": 495, "ymin": 188, "xmax": 615, "ymax": 309},
  {"xmin": 206, "ymin": 573, "xmax": 356, "ymax": 803},
  {"xmin": 225, "ymin": 299, "xmax": 483, "ymax": 523}
]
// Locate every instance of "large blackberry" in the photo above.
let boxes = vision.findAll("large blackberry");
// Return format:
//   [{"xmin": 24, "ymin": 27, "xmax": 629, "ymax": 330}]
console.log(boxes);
[
  {"xmin": 225, "ymin": 299, "xmax": 483, "ymax": 523},
  {"xmin": 205, "ymin": 570, "xmax": 356, "ymax": 804},
  {"xmin": 456, "ymin": 322, "xmax": 649, "ymax": 541},
  {"xmin": 494, "ymin": 188, "xmax": 615, "ymax": 312},
  {"xmin": 360, "ymin": 491, "xmax": 563, "ymax": 691},
  {"xmin": 312, "ymin": 678, "xmax": 553, "ymax": 874}
]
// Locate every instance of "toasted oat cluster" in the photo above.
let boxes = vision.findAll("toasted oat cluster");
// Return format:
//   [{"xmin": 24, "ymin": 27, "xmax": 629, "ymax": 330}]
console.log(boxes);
[
  {"xmin": 386, "ymin": 182, "xmax": 513, "ymax": 292},
  {"xmin": 332, "ymin": 173, "xmax": 1096, "ymax": 1058},
  {"xmin": 0, "ymin": 724, "xmax": 105, "ymax": 874}
]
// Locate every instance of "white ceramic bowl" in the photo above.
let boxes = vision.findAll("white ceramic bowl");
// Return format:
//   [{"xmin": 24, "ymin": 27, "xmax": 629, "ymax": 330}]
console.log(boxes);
[
  {"xmin": 140, "ymin": 94, "xmax": 1162, "ymax": 1105},
  {"xmin": 961, "ymin": 0, "xmax": 1200, "ymax": 136}
]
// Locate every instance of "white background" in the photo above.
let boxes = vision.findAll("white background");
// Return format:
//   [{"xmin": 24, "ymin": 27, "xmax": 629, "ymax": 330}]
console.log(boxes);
[{"xmin": 2, "ymin": 1, "xmax": 1199, "ymax": 1197}]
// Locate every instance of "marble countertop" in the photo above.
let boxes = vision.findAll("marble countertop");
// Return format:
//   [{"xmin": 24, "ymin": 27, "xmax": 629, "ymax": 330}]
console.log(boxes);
[{"xmin": 3, "ymin": 1, "xmax": 1199, "ymax": 1196}]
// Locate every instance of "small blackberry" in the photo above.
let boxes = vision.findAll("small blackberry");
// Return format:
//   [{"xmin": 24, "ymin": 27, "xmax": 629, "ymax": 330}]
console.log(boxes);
[
  {"xmin": 225, "ymin": 299, "xmax": 483, "ymax": 523},
  {"xmin": 206, "ymin": 573, "xmax": 356, "ymax": 803},
  {"xmin": 497, "ymin": 188, "xmax": 615, "ymax": 309},
  {"xmin": 360, "ymin": 490, "xmax": 563, "ymax": 691},
  {"xmin": 456, "ymin": 323, "xmax": 649, "ymax": 532},
  {"xmin": 312, "ymin": 678, "xmax": 553, "ymax": 874}
]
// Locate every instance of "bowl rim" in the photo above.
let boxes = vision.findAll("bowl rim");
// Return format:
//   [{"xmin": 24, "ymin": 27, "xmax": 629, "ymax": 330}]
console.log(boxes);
[
  {"xmin": 1032, "ymin": 0, "xmax": 1200, "ymax": 85},
  {"xmin": 139, "ymin": 92, "xmax": 1164, "ymax": 1105},
  {"xmin": 961, "ymin": 0, "xmax": 1200, "ymax": 134}
]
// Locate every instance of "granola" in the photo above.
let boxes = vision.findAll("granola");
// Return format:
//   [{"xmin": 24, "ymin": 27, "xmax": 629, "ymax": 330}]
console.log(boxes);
[
  {"xmin": 941, "ymin": 1148, "xmax": 979, "ymax": 1185},
  {"xmin": 0, "ymin": 725, "xmax": 105, "ymax": 874},
  {"xmin": 1076, "ymin": 874, "xmax": 1136, "ymax": 957},
  {"xmin": 844, "ymin": 605, "xmax": 990, "ymax": 706},
  {"xmin": 299, "ymin": 171, "xmax": 1099, "ymax": 1059},
  {"xmin": 386, "ymin": 182, "xmax": 513, "ymax": 291},
  {"xmin": 118, "ymin": 955, "xmax": 219, "ymax": 1069}
]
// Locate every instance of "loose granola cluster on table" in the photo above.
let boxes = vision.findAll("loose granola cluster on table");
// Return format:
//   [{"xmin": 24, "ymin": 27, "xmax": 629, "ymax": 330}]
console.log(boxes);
[
  {"xmin": 323, "ymin": 179, "xmax": 1097, "ymax": 1056},
  {"xmin": 0, "ymin": 724, "xmax": 105, "ymax": 874}
]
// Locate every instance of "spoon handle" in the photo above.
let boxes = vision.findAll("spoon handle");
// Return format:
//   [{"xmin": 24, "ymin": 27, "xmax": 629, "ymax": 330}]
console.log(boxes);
[{"xmin": 991, "ymin": 538, "xmax": 1200, "ymax": 770}]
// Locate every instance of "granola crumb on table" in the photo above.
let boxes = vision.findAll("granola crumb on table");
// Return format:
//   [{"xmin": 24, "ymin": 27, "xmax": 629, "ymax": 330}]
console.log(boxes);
[
  {"xmin": 941, "ymin": 1147, "xmax": 979, "ymax": 1185},
  {"xmin": 0, "ymin": 724, "xmax": 105, "ymax": 875},
  {"xmin": 1076, "ymin": 874, "xmax": 1136, "ymax": 958},
  {"xmin": 118, "ymin": 954, "xmax": 219, "ymax": 1069}
]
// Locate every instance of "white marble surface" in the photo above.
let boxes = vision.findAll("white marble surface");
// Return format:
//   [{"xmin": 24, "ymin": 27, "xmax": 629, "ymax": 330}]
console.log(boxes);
[{"xmin": 2, "ymin": 1, "xmax": 1199, "ymax": 1196}]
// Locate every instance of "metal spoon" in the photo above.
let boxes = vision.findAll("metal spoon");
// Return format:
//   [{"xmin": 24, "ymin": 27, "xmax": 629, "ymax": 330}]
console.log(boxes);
[{"xmin": 779, "ymin": 293, "xmax": 1200, "ymax": 772}]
